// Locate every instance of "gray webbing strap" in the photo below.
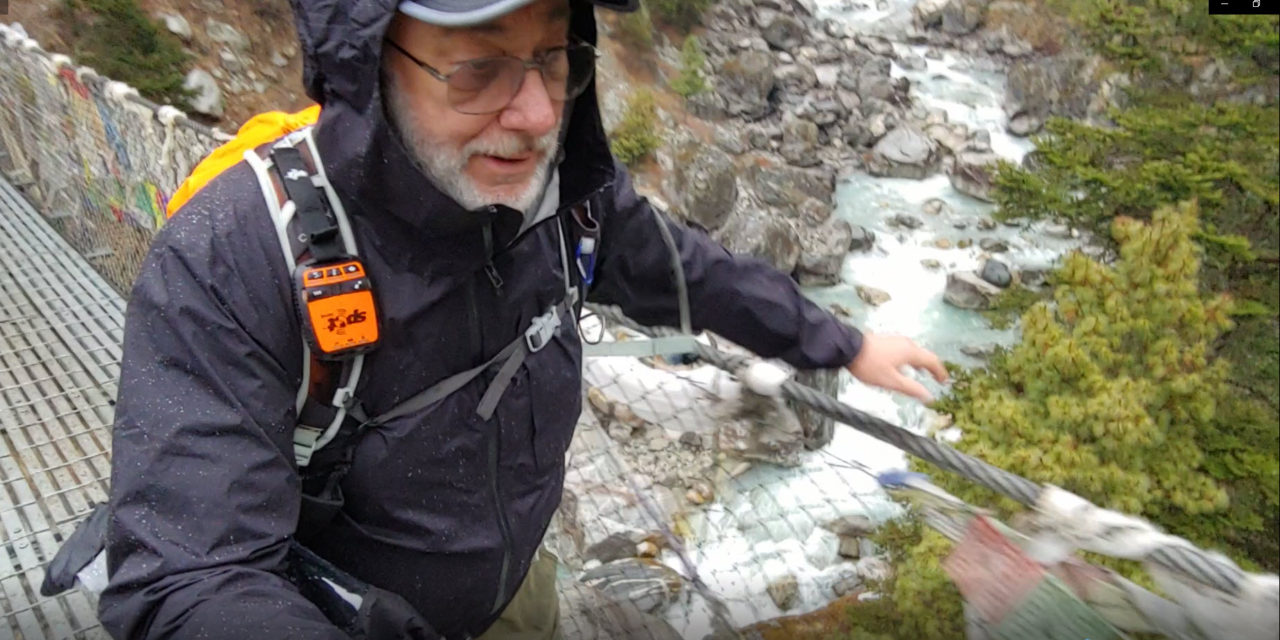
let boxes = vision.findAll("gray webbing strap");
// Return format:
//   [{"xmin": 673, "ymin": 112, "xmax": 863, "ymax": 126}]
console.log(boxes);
[
  {"xmin": 365, "ymin": 298, "xmax": 576, "ymax": 426},
  {"xmin": 366, "ymin": 221, "xmax": 580, "ymax": 427},
  {"xmin": 474, "ymin": 296, "xmax": 574, "ymax": 420},
  {"xmin": 369, "ymin": 338, "xmax": 523, "ymax": 427}
]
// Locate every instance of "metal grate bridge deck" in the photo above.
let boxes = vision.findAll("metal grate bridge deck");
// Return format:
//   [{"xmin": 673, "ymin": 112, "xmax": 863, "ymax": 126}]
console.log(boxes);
[{"xmin": 0, "ymin": 173, "xmax": 116, "ymax": 640}]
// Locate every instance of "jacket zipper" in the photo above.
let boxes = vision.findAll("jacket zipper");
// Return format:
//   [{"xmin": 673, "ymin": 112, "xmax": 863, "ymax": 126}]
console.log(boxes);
[
  {"xmin": 487, "ymin": 410, "xmax": 514, "ymax": 615},
  {"xmin": 484, "ymin": 263, "xmax": 504, "ymax": 292},
  {"xmin": 476, "ymin": 219, "xmax": 514, "ymax": 615},
  {"xmin": 482, "ymin": 221, "xmax": 504, "ymax": 294}
]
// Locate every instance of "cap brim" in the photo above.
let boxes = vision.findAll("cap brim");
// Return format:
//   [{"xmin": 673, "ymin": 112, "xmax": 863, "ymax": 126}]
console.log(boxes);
[
  {"xmin": 398, "ymin": 0, "xmax": 639, "ymax": 26},
  {"xmin": 398, "ymin": 0, "xmax": 539, "ymax": 27}
]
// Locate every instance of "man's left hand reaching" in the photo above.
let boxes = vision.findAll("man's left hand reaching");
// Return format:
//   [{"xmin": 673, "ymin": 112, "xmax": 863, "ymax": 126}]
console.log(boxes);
[{"xmin": 846, "ymin": 332, "xmax": 950, "ymax": 403}]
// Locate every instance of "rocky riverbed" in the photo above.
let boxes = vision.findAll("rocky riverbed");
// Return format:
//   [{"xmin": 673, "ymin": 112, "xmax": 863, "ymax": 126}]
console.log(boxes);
[{"xmin": 569, "ymin": 0, "xmax": 1115, "ymax": 636}]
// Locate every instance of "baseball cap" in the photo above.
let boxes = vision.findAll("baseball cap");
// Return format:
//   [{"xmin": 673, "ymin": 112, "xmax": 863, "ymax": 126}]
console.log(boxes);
[{"xmin": 398, "ymin": 0, "xmax": 639, "ymax": 27}]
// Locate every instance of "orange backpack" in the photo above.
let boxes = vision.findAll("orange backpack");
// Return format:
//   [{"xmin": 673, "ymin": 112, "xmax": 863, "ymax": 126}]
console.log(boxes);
[{"xmin": 166, "ymin": 105, "xmax": 322, "ymax": 217}]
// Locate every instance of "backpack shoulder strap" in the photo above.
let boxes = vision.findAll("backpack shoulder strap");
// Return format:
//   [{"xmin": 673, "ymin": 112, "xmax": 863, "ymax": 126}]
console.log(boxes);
[{"xmin": 242, "ymin": 128, "xmax": 367, "ymax": 468}]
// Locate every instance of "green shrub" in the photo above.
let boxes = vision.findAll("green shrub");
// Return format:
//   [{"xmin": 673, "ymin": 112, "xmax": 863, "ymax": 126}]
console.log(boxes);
[
  {"xmin": 615, "ymin": 2, "xmax": 654, "ymax": 51},
  {"xmin": 860, "ymin": 204, "xmax": 1255, "ymax": 638},
  {"xmin": 609, "ymin": 89, "xmax": 661, "ymax": 167},
  {"xmin": 670, "ymin": 36, "xmax": 708, "ymax": 98},
  {"xmin": 839, "ymin": 515, "xmax": 967, "ymax": 640},
  {"xmin": 836, "ymin": 2, "xmax": 1279, "ymax": 636},
  {"xmin": 988, "ymin": 5, "xmax": 1279, "ymax": 574},
  {"xmin": 66, "ymin": 0, "xmax": 192, "ymax": 107},
  {"xmin": 649, "ymin": 0, "xmax": 715, "ymax": 32}
]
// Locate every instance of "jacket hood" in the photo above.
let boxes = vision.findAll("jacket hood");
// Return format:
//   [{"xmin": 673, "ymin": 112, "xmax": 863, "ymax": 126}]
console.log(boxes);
[{"xmin": 287, "ymin": 0, "xmax": 616, "ymax": 252}]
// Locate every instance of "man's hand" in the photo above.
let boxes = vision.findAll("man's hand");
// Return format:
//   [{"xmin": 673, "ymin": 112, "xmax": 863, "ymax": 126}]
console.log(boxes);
[{"xmin": 846, "ymin": 332, "xmax": 949, "ymax": 403}]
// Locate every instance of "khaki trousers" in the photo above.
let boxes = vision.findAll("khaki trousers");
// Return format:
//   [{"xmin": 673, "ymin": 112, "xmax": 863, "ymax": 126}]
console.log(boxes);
[{"xmin": 474, "ymin": 549, "xmax": 562, "ymax": 640}]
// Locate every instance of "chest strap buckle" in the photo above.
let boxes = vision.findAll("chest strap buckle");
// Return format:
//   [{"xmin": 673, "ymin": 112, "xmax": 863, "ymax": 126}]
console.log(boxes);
[{"xmin": 525, "ymin": 305, "xmax": 562, "ymax": 353}]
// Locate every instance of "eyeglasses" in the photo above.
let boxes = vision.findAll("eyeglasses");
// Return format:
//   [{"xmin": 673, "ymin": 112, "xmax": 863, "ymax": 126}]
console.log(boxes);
[{"xmin": 386, "ymin": 39, "xmax": 598, "ymax": 115}]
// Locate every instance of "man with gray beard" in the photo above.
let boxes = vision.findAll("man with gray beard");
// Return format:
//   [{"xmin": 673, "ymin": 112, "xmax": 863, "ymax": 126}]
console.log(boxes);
[{"xmin": 98, "ymin": 1, "xmax": 948, "ymax": 639}]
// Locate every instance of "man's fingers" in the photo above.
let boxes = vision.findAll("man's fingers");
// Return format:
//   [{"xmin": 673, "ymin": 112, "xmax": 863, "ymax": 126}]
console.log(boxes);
[
  {"xmin": 890, "ymin": 373, "xmax": 934, "ymax": 403},
  {"xmin": 908, "ymin": 346, "xmax": 949, "ymax": 383}
]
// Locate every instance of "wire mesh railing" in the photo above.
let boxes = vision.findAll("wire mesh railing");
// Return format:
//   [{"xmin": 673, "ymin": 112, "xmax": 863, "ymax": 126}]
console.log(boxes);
[{"xmin": 0, "ymin": 22, "xmax": 220, "ymax": 296}]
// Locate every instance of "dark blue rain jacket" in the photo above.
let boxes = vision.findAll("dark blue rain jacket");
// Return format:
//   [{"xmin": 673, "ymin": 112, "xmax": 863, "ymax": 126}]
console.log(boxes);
[{"xmin": 99, "ymin": 0, "xmax": 862, "ymax": 638}]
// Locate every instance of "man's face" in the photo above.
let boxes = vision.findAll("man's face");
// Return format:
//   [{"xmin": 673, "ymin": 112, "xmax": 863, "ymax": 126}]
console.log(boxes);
[{"xmin": 383, "ymin": 0, "xmax": 572, "ymax": 212}]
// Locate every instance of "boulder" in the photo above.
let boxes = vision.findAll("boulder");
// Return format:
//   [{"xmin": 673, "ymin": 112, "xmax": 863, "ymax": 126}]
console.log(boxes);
[
  {"xmin": 913, "ymin": 0, "xmax": 949, "ymax": 28},
  {"xmin": 814, "ymin": 63, "xmax": 842, "ymax": 88},
  {"xmin": 838, "ymin": 536, "xmax": 862, "ymax": 558},
  {"xmin": 926, "ymin": 122, "xmax": 968, "ymax": 154},
  {"xmin": 1003, "ymin": 36, "xmax": 1034, "ymax": 57},
  {"xmin": 979, "ymin": 237, "xmax": 1010, "ymax": 253},
  {"xmin": 825, "ymin": 514, "xmax": 875, "ymax": 537},
  {"xmin": 183, "ymin": 69, "xmax": 224, "ymax": 118},
  {"xmin": 768, "ymin": 574, "xmax": 801, "ymax": 611},
  {"xmin": 1019, "ymin": 268, "xmax": 1048, "ymax": 288},
  {"xmin": 781, "ymin": 118, "xmax": 822, "ymax": 167},
  {"xmin": 898, "ymin": 53, "xmax": 927, "ymax": 71},
  {"xmin": 980, "ymin": 259, "xmax": 1012, "ymax": 287},
  {"xmin": 761, "ymin": 14, "xmax": 807, "ymax": 51},
  {"xmin": 793, "ymin": 91, "xmax": 846, "ymax": 127},
  {"xmin": 159, "ymin": 13, "xmax": 192, "ymax": 42},
  {"xmin": 219, "ymin": 49, "xmax": 243, "ymax": 73},
  {"xmin": 841, "ymin": 119, "xmax": 877, "ymax": 149},
  {"xmin": 849, "ymin": 225, "xmax": 875, "ymax": 252},
  {"xmin": 889, "ymin": 213, "xmax": 924, "ymax": 229},
  {"xmin": 774, "ymin": 63, "xmax": 818, "ymax": 94},
  {"xmin": 857, "ymin": 64, "xmax": 901, "ymax": 102},
  {"xmin": 795, "ymin": 218, "xmax": 853, "ymax": 286},
  {"xmin": 1005, "ymin": 53, "xmax": 1103, "ymax": 123},
  {"xmin": 856, "ymin": 285, "xmax": 891, "ymax": 307},
  {"xmin": 944, "ymin": 271, "xmax": 1003, "ymax": 309},
  {"xmin": 922, "ymin": 197, "xmax": 951, "ymax": 216},
  {"xmin": 795, "ymin": 196, "xmax": 834, "ymax": 226},
  {"xmin": 949, "ymin": 150, "xmax": 1001, "ymax": 201},
  {"xmin": 580, "ymin": 559, "xmax": 684, "ymax": 614},
  {"xmin": 867, "ymin": 127, "xmax": 936, "ymax": 180},
  {"xmin": 205, "ymin": 19, "xmax": 250, "ymax": 52},
  {"xmin": 717, "ymin": 50, "xmax": 776, "ymax": 119},
  {"xmin": 1043, "ymin": 222, "xmax": 1074, "ymax": 239},
  {"xmin": 967, "ymin": 129, "xmax": 992, "ymax": 153},
  {"xmin": 748, "ymin": 163, "xmax": 836, "ymax": 207},
  {"xmin": 672, "ymin": 144, "xmax": 739, "ymax": 231},
  {"xmin": 719, "ymin": 214, "xmax": 801, "ymax": 274},
  {"xmin": 713, "ymin": 126, "xmax": 748, "ymax": 154},
  {"xmin": 687, "ymin": 89, "xmax": 728, "ymax": 120},
  {"xmin": 940, "ymin": 0, "xmax": 985, "ymax": 35},
  {"xmin": 961, "ymin": 343, "xmax": 999, "ymax": 359},
  {"xmin": 585, "ymin": 531, "xmax": 647, "ymax": 564},
  {"xmin": 1007, "ymin": 111, "xmax": 1042, "ymax": 136},
  {"xmin": 717, "ymin": 390, "xmax": 806, "ymax": 467},
  {"xmin": 856, "ymin": 34, "xmax": 896, "ymax": 58},
  {"xmin": 746, "ymin": 126, "xmax": 772, "ymax": 151}
]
